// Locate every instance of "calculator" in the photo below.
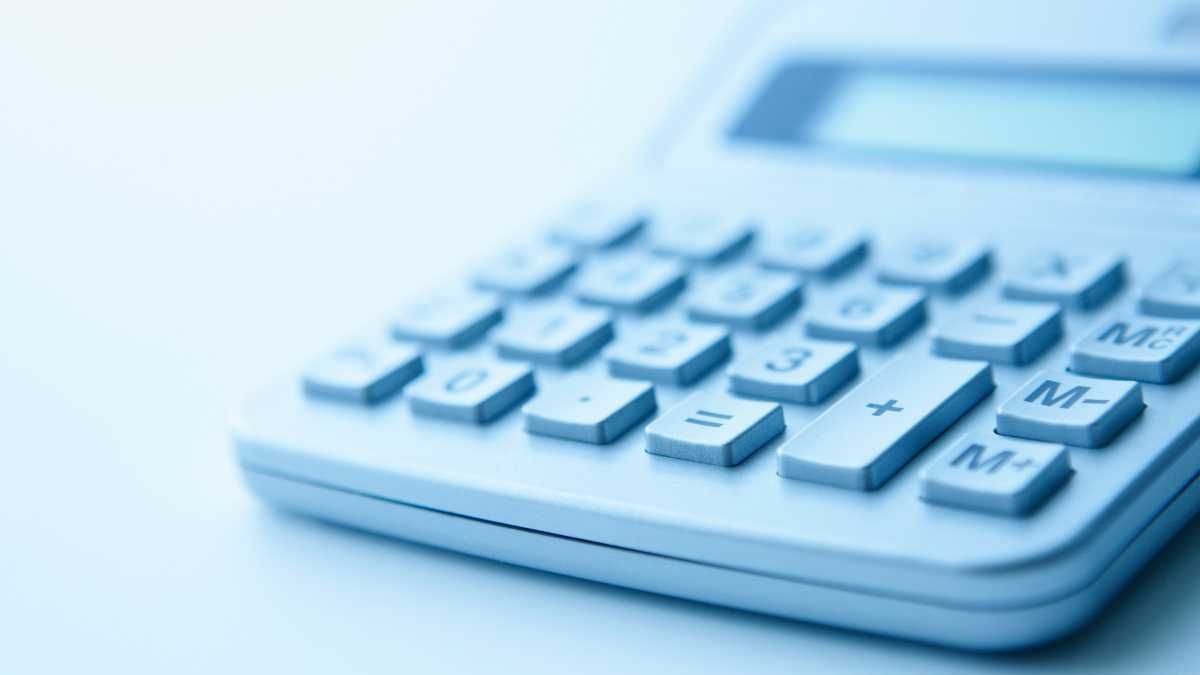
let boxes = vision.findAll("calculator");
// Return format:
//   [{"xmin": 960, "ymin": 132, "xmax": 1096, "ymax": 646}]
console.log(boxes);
[{"xmin": 233, "ymin": 0, "xmax": 1200, "ymax": 650}]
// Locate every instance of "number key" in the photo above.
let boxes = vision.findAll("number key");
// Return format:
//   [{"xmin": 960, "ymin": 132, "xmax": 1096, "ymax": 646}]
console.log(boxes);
[
  {"xmin": 877, "ymin": 238, "xmax": 991, "ymax": 294},
  {"xmin": 686, "ymin": 270, "xmax": 802, "ymax": 331},
  {"xmin": 474, "ymin": 244, "xmax": 577, "ymax": 296},
  {"xmin": 728, "ymin": 340, "xmax": 859, "ymax": 404},
  {"xmin": 650, "ymin": 214, "xmax": 755, "ymax": 264},
  {"xmin": 805, "ymin": 286, "xmax": 927, "ymax": 347},
  {"xmin": 573, "ymin": 253, "xmax": 686, "ymax": 313},
  {"xmin": 758, "ymin": 226, "xmax": 868, "ymax": 278},
  {"xmin": 605, "ymin": 321, "xmax": 731, "ymax": 385},
  {"xmin": 408, "ymin": 360, "xmax": 535, "ymax": 423}
]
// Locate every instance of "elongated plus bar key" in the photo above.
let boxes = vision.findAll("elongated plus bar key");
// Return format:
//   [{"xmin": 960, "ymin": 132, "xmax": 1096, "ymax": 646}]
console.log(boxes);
[{"xmin": 778, "ymin": 355, "xmax": 994, "ymax": 490}]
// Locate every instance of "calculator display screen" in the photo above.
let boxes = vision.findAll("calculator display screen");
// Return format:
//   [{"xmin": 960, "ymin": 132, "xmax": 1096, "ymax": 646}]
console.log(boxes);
[{"xmin": 730, "ymin": 61, "xmax": 1200, "ymax": 178}]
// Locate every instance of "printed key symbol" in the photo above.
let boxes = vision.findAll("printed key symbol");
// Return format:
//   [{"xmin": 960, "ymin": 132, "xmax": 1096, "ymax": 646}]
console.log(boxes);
[
  {"xmin": 866, "ymin": 399, "xmax": 904, "ymax": 416},
  {"xmin": 685, "ymin": 409, "xmax": 733, "ymax": 428}
]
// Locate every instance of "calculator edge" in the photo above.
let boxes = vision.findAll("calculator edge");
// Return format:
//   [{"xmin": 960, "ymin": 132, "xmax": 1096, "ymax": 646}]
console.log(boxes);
[{"xmin": 235, "ymin": 453, "xmax": 1200, "ymax": 651}]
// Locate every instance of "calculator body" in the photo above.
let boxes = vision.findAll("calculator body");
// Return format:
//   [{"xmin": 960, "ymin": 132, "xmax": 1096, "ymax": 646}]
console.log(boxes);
[{"xmin": 234, "ymin": 0, "xmax": 1200, "ymax": 650}]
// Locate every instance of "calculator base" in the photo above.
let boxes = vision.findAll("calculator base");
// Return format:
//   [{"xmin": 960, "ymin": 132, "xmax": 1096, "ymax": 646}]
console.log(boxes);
[{"xmin": 240, "ymin": 465, "xmax": 1200, "ymax": 652}]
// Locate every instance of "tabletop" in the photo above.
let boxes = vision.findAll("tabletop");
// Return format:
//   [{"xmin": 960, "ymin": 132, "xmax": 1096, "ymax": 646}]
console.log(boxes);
[{"xmin": 4, "ymin": 1, "xmax": 1200, "ymax": 672}]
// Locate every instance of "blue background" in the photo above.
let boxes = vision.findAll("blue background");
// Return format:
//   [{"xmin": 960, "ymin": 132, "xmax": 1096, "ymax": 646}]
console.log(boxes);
[{"xmin": 3, "ymin": 1, "xmax": 1200, "ymax": 671}]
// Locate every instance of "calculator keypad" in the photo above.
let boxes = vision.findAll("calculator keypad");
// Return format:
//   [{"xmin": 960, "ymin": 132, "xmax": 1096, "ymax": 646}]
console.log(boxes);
[
  {"xmin": 920, "ymin": 435, "xmax": 1072, "ymax": 516},
  {"xmin": 996, "ymin": 370, "xmax": 1143, "ymax": 448},
  {"xmin": 1003, "ymin": 252, "xmax": 1125, "ymax": 309},
  {"xmin": 646, "ymin": 391, "xmax": 784, "ymax": 466},
  {"xmin": 301, "ymin": 204, "xmax": 1195, "ymax": 519}
]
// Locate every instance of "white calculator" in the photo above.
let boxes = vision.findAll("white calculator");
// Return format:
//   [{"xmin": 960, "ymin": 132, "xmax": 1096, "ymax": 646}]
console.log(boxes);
[{"xmin": 233, "ymin": 0, "xmax": 1200, "ymax": 650}]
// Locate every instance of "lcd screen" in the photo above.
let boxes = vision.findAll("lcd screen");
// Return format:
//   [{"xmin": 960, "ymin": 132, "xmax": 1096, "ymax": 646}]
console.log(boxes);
[{"xmin": 730, "ymin": 62, "xmax": 1200, "ymax": 178}]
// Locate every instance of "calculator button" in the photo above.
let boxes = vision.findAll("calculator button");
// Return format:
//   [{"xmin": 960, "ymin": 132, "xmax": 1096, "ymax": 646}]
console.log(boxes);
[
  {"xmin": 494, "ymin": 306, "xmax": 614, "ymax": 366},
  {"xmin": 573, "ymin": 253, "xmax": 686, "ymax": 313},
  {"xmin": 728, "ymin": 340, "xmax": 859, "ymax": 404},
  {"xmin": 877, "ymin": 238, "xmax": 991, "ymax": 294},
  {"xmin": 391, "ymin": 293, "xmax": 503, "ymax": 348},
  {"xmin": 996, "ymin": 370, "xmax": 1143, "ymax": 448},
  {"xmin": 302, "ymin": 340, "xmax": 424, "ymax": 404},
  {"xmin": 547, "ymin": 203, "xmax": 646, "ymax": 250},
  {"xmin": 646, "ymin": 392, "xmax": 785, "ymax": 466},
  {"xmin": 408, "ymin": 360, "xmax": 535, "ymax": 424},
  {"xmin": 1069, "ymin": 316, "xmax": 1200, "ymax": 383},
  {"xmin": 805, "ymin": 286, "xmax": 927, "ymax": 347},
  {"xmin": 920, "ymin": 436, "xmax": 1071, "ymax": 516},
  {"xmin": 523, "ymin": 378, "xmax": 656, "ymax": 444},
  {"xmin": 777, "ymin": 355, "xmax": 993, "ymax": 490},
  {"xmin": 605, "ymin": 322, "xmax": 731, "ymax": 386},
  {"xmin": 1002, "ymin": 252, "xmax": 1125, "ymax": 309},
  {"xmin": 686, "ymin": 270, "xmax": 802, "ymax": 331},
  {"xmin": 758, "ymin": 227, "xmax": 868, "ymax": 278},
  {"xmin": 1140, "ymin": 260, "xmax": 1200, "ymax": 318},
  {"xmin": 474, "ymin": 245, "xmax": 577, "ymax": 296},
  {"xmin": 932, "ymin": 301, "xmax": 1062, "ymax": 365},
  {"xmin": 650, "ymin": 215, "xmax": 754, "ymax": 264}
]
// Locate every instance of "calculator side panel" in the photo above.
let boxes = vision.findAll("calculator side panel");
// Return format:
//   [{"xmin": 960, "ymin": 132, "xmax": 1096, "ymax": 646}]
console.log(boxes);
[{"xmin": 240, "ymin": 458, "xmax": 1200, "ymax": 651}]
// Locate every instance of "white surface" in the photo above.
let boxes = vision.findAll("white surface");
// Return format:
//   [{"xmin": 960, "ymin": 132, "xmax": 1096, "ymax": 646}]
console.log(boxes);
[{"xmin": 4, "ymin": 1, "xmax": 1200, "ymax": 672}]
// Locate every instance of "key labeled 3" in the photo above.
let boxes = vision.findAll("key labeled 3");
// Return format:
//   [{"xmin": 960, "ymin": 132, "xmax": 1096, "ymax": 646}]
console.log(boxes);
[
  {"xmin": 728, "ymin": 340, "xmax": 859, "ymax": 404},
  {"xmin": 1070, "ymin": 315, "xmax": 1200, "ymax": 383},
  {"xmin": 997, "ymin": 370, "xmax": 1143, "ymax": 447},
  {"xmin": 921, "ymin": 436, "xmax": 1071, "ymax": 516}
]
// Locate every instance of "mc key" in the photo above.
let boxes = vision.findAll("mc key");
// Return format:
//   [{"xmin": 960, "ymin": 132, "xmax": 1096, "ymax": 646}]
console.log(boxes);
[{"xmin": 1070, "ymin": 315, "xmax": 1200, "ymax": 383}]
